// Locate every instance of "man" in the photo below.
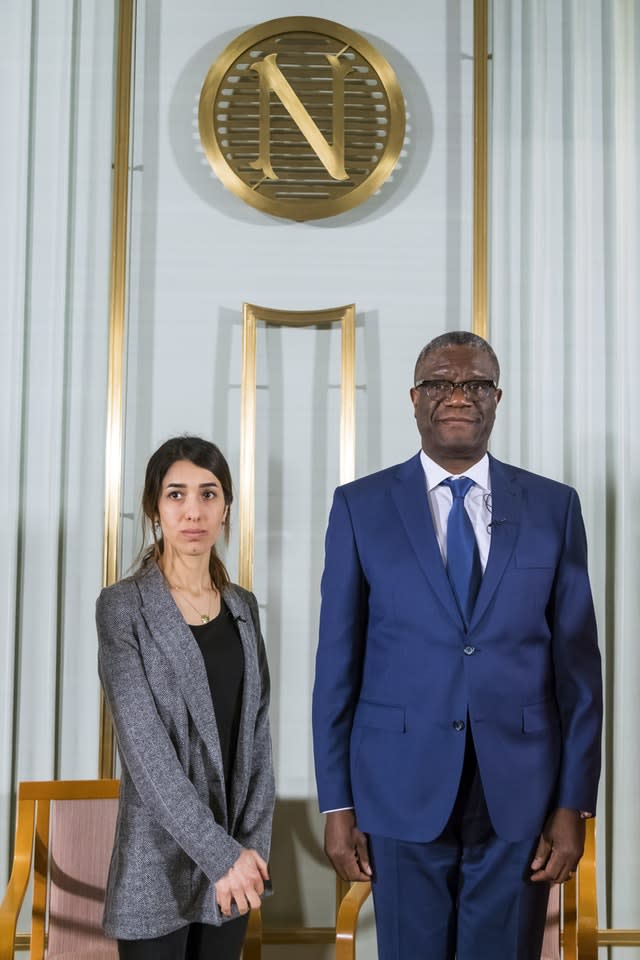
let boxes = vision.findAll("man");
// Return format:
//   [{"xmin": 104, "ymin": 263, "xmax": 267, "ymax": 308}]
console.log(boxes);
[{"xmin": 312, "ymin": 331, "xmax": 602, "ymax": 959}]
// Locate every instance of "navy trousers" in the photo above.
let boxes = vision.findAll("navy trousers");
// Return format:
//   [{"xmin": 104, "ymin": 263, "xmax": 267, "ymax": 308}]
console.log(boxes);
[{"xmin": 369, "ymin": 727, "xmax": 551, "ymax": 960}]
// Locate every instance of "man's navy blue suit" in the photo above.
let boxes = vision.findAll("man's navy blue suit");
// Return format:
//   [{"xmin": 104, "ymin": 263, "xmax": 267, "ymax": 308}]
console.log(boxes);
[{"xmin": 313, "ymin": 451, "xmax": 602, "ymax": 957}]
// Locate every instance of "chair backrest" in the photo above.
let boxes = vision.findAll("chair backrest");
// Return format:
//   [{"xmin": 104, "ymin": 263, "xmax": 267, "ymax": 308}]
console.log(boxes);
[
  {"xmin": 46, "ymin": 795, "xmax": 119, "ymax": 958},
  {"xmin": 0, "ymin": 780, "xmax": 120, "ymax": 960}
]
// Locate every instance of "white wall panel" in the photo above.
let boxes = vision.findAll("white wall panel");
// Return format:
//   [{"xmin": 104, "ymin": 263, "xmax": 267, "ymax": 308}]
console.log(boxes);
[
  {"xmin": 608, "ymin": 3, "xmax": 640, "ymax": 949},
  {"xmin": 120, "ymin": 2, "xmax": 475, "ymax": 953},
  {"xmin": 2, "ymin": 0, "xmax": 636, "ymax": 956},
  {"xmin": 0, "ymin": 0, "xmax": 33, "ymax": 887},
  {"xmin": 17, "ymin": 0, "xmax": 76, "ymax": 782},
  {"xmin": 57, "ymin": 1, "xmax": 118, "ymax": 778},
  {"xmin": 0, "ymin": 0, "xmax": 115, "ymax": 883},
  {"xmin": 491, "ymin": 1, "xmax": 640, "ymax": 953}
]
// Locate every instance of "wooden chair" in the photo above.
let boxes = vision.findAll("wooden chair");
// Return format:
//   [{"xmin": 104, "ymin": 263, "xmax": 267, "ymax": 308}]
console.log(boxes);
[
  {"xmin": 0, "ymin": 779, "xmax": 120, "ymax": 960},
  {"xmin": 0, "ymin": 778, "xmax": 266, "ymax": 960},
  {"xmin": 335, "ymin": 818, "xmax": 598, "ymax": 959}
]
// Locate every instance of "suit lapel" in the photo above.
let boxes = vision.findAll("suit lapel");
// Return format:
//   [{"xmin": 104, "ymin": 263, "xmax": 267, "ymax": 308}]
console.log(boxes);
[
  {"xmin": 470, "ymin": 455, "xmax": 523, "ymax": 627},
  {"xmin": 136, "ymin": 564, "xmax": 224, "ymax": 775},
  {"xmin": 390, "ymin": 454, "xmax": 461, "ymax": 625}
]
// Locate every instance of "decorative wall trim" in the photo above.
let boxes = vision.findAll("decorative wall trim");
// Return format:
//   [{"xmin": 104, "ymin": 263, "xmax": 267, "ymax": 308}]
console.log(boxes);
[
  {"xmin": 99, "ymin": 0, "xmax": 134, "ymax": 780},
  {"xmin": 472, "ymin": 0, "xmax": 489, "ymax": 339},
  {"xmin": 238, "ymin": 303, "xmax": 356, "ymax": 591}
]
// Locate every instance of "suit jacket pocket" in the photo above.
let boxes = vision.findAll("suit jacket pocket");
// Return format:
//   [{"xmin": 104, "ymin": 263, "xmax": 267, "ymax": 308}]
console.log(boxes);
[
  {"xmin": 522, "ymin": 698, "xmax": 557, "ymax": 733},
  {"xmin": 353, "ymin": 700, "xmax": 406, "ymax": 732}
]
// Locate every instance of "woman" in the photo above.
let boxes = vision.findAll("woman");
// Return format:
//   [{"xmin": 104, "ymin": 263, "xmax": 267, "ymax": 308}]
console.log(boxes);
[{"xmin": 97, "ymin": 436, "xmax": 275, "ymax": 960}]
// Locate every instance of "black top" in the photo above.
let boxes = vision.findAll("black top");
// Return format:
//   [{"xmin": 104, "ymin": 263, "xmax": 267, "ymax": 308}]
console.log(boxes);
[{"xmin": 190, "ymin": 601, "xmax": 245, "ymax": 796}]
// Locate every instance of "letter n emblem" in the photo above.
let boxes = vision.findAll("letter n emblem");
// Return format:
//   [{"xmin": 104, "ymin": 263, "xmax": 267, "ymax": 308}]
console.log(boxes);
[
  {"xmin": 249, "ymin": 52, "xmax": 353, "ymax": 182},
  {"xmin": 198, "ymin": 17, "xmax": 406, "ymax": 220}
]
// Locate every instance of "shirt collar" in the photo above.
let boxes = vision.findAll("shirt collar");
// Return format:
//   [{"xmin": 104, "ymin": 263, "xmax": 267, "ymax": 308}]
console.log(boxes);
[{"xmin": 419, "ymin": 450, "xmax": 490, "ymax": 493}]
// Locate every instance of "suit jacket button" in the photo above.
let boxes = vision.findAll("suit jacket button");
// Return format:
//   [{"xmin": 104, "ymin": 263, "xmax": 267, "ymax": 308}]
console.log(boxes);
[
  {"xmin": 452, "ymin": 720, "xmax": 465, "ymax": 731},
  {"xmin": 463, "ymin": 645, "xmax": 476, "ymax": 656}
]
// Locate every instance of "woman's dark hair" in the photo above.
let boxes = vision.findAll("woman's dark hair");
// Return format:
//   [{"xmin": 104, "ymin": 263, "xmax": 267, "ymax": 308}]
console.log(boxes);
[{"xmin": 138, "ymin": 436, "xmax": 233, "ymax": 590}]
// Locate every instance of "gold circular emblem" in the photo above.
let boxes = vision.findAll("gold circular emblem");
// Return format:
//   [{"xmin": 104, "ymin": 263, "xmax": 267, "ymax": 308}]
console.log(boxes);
[{"xmin": 198, "ymin": 17, "xmax": 406, "ymax": 221}]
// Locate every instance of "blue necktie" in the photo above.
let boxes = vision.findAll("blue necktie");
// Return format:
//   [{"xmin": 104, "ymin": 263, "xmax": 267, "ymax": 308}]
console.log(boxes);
[{"xmin": 442, "ymin": 477, "xmax": 482, "ymax": 628}]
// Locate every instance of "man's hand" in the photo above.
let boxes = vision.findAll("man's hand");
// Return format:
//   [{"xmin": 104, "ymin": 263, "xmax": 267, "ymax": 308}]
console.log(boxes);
[
  {"xmin": 214, "ymin": 848, "xmax": 269, "ymax": 917},
  {"xmin": 324, "ymin": 809, "xmax": 372, "ymax": 881},
  {"xmin": 530, "ymin": 807, "xmax": 586, "ymax": 884}
]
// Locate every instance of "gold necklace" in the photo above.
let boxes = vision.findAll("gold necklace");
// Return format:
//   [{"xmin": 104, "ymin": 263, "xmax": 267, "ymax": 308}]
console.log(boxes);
[{"xmin": 172, "ymin": 585, "xmax": 215, "ymax": 624}]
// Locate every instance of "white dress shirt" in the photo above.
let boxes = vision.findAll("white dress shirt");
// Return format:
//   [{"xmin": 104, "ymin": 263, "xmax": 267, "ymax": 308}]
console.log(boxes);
[{"xmin": 419, "ymin": 450, "xmax": 492, "ymax": 572}]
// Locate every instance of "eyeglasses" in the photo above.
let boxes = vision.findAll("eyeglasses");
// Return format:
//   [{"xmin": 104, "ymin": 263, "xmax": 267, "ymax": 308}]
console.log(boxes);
[{"xmin": 413, "ymin": 379, "xmax": 497, "ymax": 401}]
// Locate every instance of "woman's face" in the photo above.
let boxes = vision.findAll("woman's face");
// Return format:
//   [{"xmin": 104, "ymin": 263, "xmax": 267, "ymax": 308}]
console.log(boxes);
[{"xmin": 156, "ymin": 459, "xmax": 227, "ymax": 560}]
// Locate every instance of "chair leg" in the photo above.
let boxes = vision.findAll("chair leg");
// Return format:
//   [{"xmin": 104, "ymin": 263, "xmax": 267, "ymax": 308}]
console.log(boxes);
[
  {"xmin": 0, "ymin": 798, "xmax": 37, "ymax": 960},
  {"xmin": 576, "ymin": 818, "xmax": 598, "ymax": 960},
  {"xmin": 335, "ymin": 882, "xmax": 372, "ymax": 960},
  {"xmin": 242, "ymin": 907, "xmax": 262, "ymax": 960}
]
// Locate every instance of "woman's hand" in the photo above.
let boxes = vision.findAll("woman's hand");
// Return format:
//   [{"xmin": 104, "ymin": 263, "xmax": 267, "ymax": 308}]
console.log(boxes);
[{"xmin": 214, "ymin": 849, "xmax": 270, "ymax": 917}]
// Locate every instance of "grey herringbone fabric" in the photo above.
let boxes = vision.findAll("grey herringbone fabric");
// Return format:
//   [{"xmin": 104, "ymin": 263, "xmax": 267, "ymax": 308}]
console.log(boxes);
[{"xmin": 96, "ymin": 562, "xmax": 275, "ymax": 939}]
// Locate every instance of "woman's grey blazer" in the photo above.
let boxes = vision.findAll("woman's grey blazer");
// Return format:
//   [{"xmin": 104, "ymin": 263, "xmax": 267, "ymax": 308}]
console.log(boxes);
[{"xmin": 96, "ymin": 561, "xmax": 275, "ymax": 939}]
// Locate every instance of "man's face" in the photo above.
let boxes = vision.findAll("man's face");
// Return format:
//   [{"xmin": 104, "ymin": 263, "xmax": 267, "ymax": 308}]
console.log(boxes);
[{"xmin": 410, "ymin": 344, "xmax": 502, "ymax": 467}]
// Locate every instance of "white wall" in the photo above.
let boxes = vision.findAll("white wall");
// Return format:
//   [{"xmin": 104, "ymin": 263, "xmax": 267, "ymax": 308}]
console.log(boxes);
[
  {"xmin": 6, "ymin": 2, "xmax": 637, "ymax": 958},
  {"xmin": 0, "ymin": 0, "xmax": 115, "ymax": 885},
  {"xmin": 490, "ymin": 1, "xmax": 640, "ymax": 954},
  {"xmin": 119, "ymin": 2, "xmax": 474, "ymax": 956}
]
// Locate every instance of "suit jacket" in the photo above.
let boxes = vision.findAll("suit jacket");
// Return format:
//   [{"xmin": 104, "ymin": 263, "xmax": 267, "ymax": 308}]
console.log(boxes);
[
  {"xmin": 96, "ymin": 562, "xmax": 275, "ymax": 938},
  {"xmin": 312, "ymin": 453, "xmax": 602, "ymax": 843}
]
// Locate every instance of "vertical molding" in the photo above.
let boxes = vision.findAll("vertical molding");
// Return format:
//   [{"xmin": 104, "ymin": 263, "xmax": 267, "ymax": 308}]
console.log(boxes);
[
  {"xmin": 16, "ymin": 0, "xmax": 76, "ymax": 780},
  {"xmin": 102, "ymin": 0, "xmax": 134, "ymax": 591},
  {"xmin": 238, "ymin": 305, "xmax": 257, "ymax": 592},
  {"xmin": 0, "ymin": 0, "xmax": 34, "ymax": 884},
  {"xmin": 99, "ymin": 0, "xmax": 135, "ymax": 779},
  {"xmin": 54, "ymin": 0, "xmax": 80, "ymax": 781},
  {"xmin": 9, "ymin": 2, "xmax": 38, "ymax": 861},
  {"xmin": 473, "ymin": 0, "xmax": 489, "ymax": 338},
  {"xmin": 57, "ymin": 1, "xmax": 116, "ymax": 781},
  {"xmin": 609, "ymin": 0, "xmax": 640, "ymax": 937},
  {"xmin": 339, "ymin": 307, "xmax": 356, "ymax": 485},
  {"xmin": 600, "ymin": 0, "xmax": 617, "ymax": 931}
]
